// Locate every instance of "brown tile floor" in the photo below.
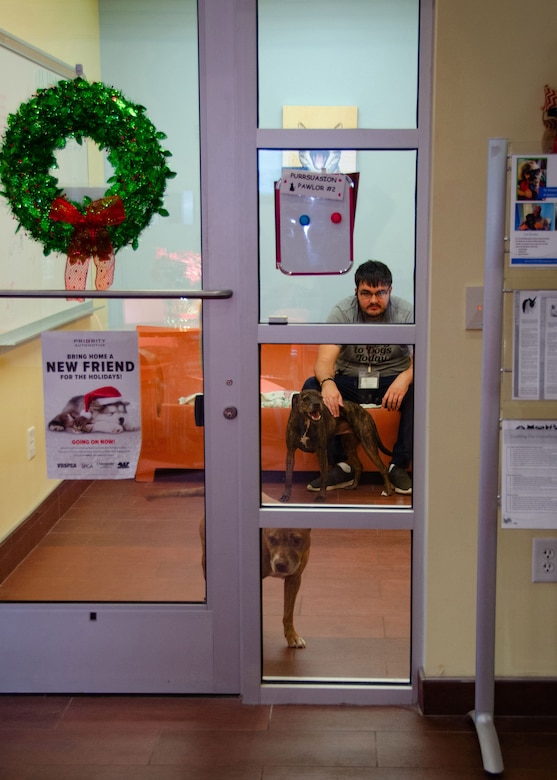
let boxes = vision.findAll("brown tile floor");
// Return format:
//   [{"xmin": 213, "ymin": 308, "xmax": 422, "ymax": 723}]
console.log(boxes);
[
  {"xmin": 0, "ymin": 694, "xmax": 556, "ymax": 778},
  {"xmin": 0, "ymin": 477, "xmax": 207, "ymax": 603}
]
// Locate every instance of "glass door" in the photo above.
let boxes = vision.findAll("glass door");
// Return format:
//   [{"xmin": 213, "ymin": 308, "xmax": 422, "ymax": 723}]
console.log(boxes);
[
  {"xmin": 0, "ymin": 0, "xmax": 431, "ymax": 702},
  {"xmin": 0, "ymin": 0, "xmax": 250, "ymax": 694},
  {"xmin": 238, "ymin": 0, "xmax": 431, "ymax": 704}
]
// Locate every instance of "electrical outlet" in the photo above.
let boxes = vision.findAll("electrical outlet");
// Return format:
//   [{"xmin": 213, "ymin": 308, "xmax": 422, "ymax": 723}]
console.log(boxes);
[
  {"xmin": 532, "ymin": 538, "xmax": 557, "ymax": 582},
  {"xmin": 26, "ymin": 426, "xmax": 36, "ymax": 461}
]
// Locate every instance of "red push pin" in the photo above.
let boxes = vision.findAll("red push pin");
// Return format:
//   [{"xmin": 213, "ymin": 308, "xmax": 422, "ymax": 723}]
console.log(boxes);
[{"xmin": 331, "ymin": 212, "xmax": 342, "ymax": 224}]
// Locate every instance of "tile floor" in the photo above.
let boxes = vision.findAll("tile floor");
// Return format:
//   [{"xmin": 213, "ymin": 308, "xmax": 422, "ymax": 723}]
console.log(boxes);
[{"xmin": 0, "ymin": 694, "xmax": 556, "ymax": 778}]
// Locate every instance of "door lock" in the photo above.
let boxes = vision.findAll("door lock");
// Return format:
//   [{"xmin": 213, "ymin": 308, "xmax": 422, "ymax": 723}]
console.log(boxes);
[{"xmin": 223, "ymin": 406, "xmax": 238, "ymax": 420}]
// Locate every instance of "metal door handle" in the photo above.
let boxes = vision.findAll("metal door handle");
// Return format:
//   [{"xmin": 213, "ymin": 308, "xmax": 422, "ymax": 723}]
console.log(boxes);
[{"xmin": 0, "ymin": 289, "xmax": 233, "ymax": 299}]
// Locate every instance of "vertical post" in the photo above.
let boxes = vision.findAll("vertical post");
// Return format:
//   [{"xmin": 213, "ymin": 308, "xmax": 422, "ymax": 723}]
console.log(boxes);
[{"xmin": 470, "ymin": 138, "xmax": 508, "ymax": 775}]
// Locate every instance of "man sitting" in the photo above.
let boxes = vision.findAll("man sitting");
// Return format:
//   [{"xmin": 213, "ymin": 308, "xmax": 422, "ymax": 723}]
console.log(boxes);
[{"xmin": 303, "ymin": 259, "xmax": 413, "ymax": 495}]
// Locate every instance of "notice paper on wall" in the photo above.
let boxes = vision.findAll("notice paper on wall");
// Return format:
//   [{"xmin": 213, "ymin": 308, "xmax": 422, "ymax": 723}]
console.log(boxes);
[
  {"xmin": 501, "ymin": 420, "xmax": 557, "ymax": 528},
  {"xmin": 42, "ymin": 331, "xmax": 142, "ymax": 479},
  {"xmin": 512, "ymin": 291, "xmax": 557, "ymax": 400},
  {"xmin": 510, "ymin": 154, "xmax": 557, "ymax": 267}
]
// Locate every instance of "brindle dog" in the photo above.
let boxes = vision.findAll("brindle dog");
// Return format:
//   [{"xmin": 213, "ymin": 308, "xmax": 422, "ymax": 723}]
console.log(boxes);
[{"xmin": 280, "ymin": 388, "xmax": 394, "ymax": 502}]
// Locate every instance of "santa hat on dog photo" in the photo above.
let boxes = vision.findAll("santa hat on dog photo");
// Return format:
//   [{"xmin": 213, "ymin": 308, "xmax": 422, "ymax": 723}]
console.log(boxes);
[{"xmin": 82, "ymin": 386, "xmax": 123, "ymax": 418}]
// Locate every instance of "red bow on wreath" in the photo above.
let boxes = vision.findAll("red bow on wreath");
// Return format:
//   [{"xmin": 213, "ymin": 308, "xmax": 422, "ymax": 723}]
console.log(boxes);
[{"xmin": 49, "ymin": 196, "xmax": 126, "ymax": 297}]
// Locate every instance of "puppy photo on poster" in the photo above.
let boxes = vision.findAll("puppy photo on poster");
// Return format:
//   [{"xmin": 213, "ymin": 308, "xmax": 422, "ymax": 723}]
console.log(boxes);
[{"xmin": 41, "ymin": 330, "xmax": 142, "ymax": 480}]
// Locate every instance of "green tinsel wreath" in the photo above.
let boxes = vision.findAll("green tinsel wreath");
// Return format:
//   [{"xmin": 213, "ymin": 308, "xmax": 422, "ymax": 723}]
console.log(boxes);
[{"xmin": 0, "ymin": 77, "xmax": 175, "ymax": 256}]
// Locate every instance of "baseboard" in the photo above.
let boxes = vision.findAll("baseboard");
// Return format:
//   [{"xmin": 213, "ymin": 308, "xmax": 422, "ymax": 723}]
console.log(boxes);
[
  {"xmin": 418, "ymin": 669, "xmax": 557, "ymax": 716},
  {"xmin": 0, "ymin": 480, "xmax": 92, "ymax": 584}
]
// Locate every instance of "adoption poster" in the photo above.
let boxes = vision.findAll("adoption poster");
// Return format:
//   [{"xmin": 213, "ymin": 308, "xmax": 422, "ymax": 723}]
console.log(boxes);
[
  {"xmin": 510, "ymin": 155, "xmax": 557, "ymax": 267},
  {"xmin": 501, "ymin": 420, "xmax": 557, "ymax": 529},
  {"xmin": 512, "ymin": 291, "xmax": 557, "ymax": 400},
  {"xmin": 42, "ymin": 331, "xmax": 141, "ymax": 479}
]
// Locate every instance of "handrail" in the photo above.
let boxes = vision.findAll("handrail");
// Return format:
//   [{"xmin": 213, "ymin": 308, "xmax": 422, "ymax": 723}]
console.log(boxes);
[{"xmin": 0, "ymin": 289, "xmax": 233, "ymax": 300}]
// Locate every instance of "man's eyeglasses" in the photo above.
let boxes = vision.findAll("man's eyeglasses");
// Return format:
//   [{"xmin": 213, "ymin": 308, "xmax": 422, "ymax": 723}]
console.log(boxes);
[{"xmin": 358, "ymin": 288, "xmax": 390, "ymax": 300}]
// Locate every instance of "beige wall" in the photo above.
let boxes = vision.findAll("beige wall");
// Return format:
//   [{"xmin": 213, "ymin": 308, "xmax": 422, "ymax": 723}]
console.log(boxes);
[
  {"xmin": 1, "ymin": 1, "xmax": 100, "ymax": 71},
  {"xmin": 428, "ymin": 0, "xmax": 557, "ymax": 678},
  {"xmin": 0, "ymin": 2, "xmax": 101, "ymax": 542}
]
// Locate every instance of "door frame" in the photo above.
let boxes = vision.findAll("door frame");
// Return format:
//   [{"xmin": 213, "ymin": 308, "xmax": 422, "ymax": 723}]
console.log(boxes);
[{"xmin": 231, "ymin": 0, "xmax": 433, "ymax": 704}]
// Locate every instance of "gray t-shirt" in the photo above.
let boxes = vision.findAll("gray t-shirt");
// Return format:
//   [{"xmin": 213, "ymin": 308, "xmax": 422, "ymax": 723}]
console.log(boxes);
[{"xmin": 327, "ymin": 294, "xmax": 413, "ymax": 377}]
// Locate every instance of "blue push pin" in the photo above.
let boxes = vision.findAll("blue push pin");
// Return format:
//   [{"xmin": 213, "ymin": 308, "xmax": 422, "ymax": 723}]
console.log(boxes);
[{"xmin": 299, "ymin": 214, "xmax": 310, "ymax": 226}]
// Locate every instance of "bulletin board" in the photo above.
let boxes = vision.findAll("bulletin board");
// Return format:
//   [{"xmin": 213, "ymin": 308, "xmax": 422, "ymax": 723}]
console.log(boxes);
[
  {"xmin": 0, "ymin": 29, "xmax": 93, "ymax": 349},
  {"xmin": 275, "ymin": 169, "xmax": 357, "ymax": 275}
]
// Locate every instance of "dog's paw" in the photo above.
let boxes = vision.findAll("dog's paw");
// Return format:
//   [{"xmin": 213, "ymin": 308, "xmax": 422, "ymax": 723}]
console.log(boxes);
[
  {"xmin": 286, "ymin": 633, "xmax": 306, "ymax": 649},
  {"xmin": 279, "ymin": 494, "xmax": 290, "ymax": 503}
]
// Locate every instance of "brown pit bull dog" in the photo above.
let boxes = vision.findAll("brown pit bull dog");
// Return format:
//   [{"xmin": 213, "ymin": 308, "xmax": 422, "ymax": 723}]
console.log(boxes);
[
  {"xmin": 149, "ymin": 488, "xmax": 311, "ymax": 649},
  {"xmin": 280, "ymin": 388, "xmax": 394, "ymax": 502},
  {"xmin": 199, "ymin": 512, "xmax": 311, "ymax": 648},
  {"xmin": 261, "ymin": 526, "xmax": 311, "ymax": 649}
]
